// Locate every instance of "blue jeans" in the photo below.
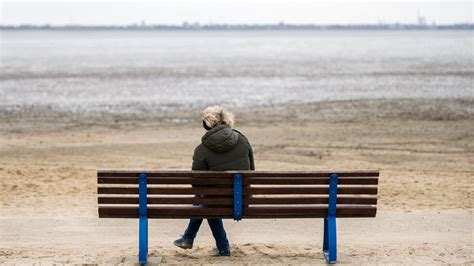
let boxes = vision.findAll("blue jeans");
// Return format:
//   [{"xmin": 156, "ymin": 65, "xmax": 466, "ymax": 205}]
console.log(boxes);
[{"xmin": 183, "ymin": 218, "xmax": 230, "ymax": 251}]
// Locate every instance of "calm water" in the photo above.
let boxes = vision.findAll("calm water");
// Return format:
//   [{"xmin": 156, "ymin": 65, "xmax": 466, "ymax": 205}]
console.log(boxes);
[{"xmin": 0, "ymin": 30, "xmax": 472, "ymax": 113}]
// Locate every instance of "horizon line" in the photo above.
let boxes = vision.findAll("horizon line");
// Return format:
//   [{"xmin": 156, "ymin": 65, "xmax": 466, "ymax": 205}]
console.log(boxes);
[{"xmin": 1, "ymin": 22, "xmax": 473, "ymax": 30}]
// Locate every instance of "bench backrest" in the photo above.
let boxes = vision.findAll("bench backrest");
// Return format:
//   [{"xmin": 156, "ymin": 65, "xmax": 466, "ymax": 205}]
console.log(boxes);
[{"xmin": 98, "ymin": 171, "xmax": 379, "ymax": 219}]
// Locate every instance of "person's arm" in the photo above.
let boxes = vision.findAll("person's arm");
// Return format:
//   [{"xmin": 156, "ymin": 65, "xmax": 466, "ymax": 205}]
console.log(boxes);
[
  {"xmin": 191, "ymin": 145, "xmax": 207, "ymax": 206},
  {"xmin": 240, "ymin": 134, "xmax": 254, "ymax": 205},
  {"xmin": 240, "ymin": 133, "xmax": 255, "ymax": 170},
  {"xmin": 192, "ymin": 145, "xmax": 208, "ymax": 170},
  {"xmin": 248, "ymin": 142, "xmax": 255, "ymax": 170},
  {"xmin": 234, "ymin": 130, "xmax": 255, "ymax": 170}
]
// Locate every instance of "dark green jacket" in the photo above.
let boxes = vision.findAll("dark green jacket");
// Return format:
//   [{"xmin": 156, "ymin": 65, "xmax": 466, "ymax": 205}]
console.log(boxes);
[{"xmin": 192, "ymin": 124, "xmax": 255, "ymax": 171}]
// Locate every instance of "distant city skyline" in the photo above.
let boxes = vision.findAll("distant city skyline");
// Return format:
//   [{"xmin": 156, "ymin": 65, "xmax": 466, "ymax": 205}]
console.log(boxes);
[{"xmin": 1, "ymin": 0, "xmax": 472, "ymax": 26}]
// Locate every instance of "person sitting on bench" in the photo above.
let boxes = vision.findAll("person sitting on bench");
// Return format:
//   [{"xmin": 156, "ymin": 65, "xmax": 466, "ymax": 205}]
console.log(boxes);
[{"xmin": 173, "ymin": 105, "xmax": 255, "ymax": 256}]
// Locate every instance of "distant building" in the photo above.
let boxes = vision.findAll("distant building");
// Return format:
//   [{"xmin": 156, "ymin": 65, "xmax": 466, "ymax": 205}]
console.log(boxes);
[{"xmin": 417, "ymin": 9, "xmax": 427, "ymax": 26}]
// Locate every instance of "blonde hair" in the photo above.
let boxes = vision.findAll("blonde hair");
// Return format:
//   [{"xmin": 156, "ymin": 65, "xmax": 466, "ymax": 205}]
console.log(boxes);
[{"xmin": 202, "ymin": 105, "xmax": 235, "ymax": 128}]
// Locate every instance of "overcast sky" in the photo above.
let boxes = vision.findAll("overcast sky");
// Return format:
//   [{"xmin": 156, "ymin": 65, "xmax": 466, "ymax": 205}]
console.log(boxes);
[{"xmin": 1, "ymin": 0, "xmax": 472, "ymax": 26}]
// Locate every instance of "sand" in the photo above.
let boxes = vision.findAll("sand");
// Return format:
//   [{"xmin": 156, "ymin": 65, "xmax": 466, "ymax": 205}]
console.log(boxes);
[{"xmin": 1, "ymin": 98, "xmax": 473, "ymax": 264}]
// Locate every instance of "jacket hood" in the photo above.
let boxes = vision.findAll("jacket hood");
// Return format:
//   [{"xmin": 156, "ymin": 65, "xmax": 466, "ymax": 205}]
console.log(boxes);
[{"xmin": 201, "ymin": 124, "xmax": 239, "ymax": 152}]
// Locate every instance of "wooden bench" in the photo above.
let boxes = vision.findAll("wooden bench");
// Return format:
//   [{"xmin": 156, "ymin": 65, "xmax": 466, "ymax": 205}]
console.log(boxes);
[{"xmin": 97, "ymin": 170, "xmax": 379, "ymax": 264}]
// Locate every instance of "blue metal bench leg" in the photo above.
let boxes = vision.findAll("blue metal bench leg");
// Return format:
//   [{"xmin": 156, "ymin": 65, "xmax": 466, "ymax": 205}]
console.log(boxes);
[
  {"xmin": 323, "ymin": 216, "xmax": 337, "ymax": 263},
  {"xmin": 323, "ymin": 216, "xmax": 328, "ymax": 251},
  {"xmin": 139, "ymin": 215, "xmax": 148, "ymax": 264},
  {"xmin": 323, "ymin": 173, "xmax": 338, "ymax": 264},
  {"xmin": 138, "ymin": 173, "xmax": 148, "ymax": 264}
]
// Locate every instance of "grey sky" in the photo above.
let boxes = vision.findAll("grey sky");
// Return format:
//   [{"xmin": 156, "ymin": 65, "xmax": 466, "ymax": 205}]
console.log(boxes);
[{"xmin": 1, "ymin": 0, "xmax": 472, "ymax": 26}]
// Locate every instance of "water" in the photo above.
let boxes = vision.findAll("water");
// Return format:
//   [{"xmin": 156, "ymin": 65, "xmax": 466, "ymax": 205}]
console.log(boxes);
[{"xmin": 0, "ymin": 30, "xmax": 472, "ymax": 114}]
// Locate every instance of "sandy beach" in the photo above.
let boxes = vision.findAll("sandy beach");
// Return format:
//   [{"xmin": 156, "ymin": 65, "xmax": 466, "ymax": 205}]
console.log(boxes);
[{"xmin": 1, "ymin": 98, "xmax": 472, "ymax": 264}]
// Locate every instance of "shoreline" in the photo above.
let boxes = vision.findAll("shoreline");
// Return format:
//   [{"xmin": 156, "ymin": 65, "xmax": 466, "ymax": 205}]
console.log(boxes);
[{"xmin": 1, "ymin": 97, "xmax": 472, "ymax": 133}]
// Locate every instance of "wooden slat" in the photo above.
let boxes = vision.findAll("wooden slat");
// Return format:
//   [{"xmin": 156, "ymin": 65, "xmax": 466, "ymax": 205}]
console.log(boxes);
[
  {"xmin": 99, "ymin": 196, "xmax": 233, "ymax": 205},
  {"xmin": 98, "ymin": 196, "xmax": 377, "ymax": 205},
  {"xmin": 98, "ymin": 205, "xmax": 376, "ymax": 218},
  {"xmin": 244, "ymin": 206, "xmax": 377, "ymax": 218},
  {"xmin": 247, "ymin": 196, "xmax": 377, "ymax": 205},
  {"xmin": 98, "ymin": 176, "xmax": 378, "ymax": 185},
  {"xmin": 98, "ymin": 176, "xmax": 235, "ymax": 185},
  {"xmin": 238, "ymin": 171, "xmax": 379, "ymax": 177},
  {"xmin": 99, "ymin": 206, "xmax": 233, "ymax": 218},
  {"xmin": 98, "ymin": 171, "xmax": 235, "ymax": 178},
  {"xmin": 98, "ymin": 170, "xmax": 379, "ymax": 178},
  {"xmin": 98, "ymin": 187, "xmax": 246, "ymax": 195},
  {"xmin": 98, "ymin": 186, "xmax": 376, "ymax": 195},
  {"xmin": 249, "ymin": 186, "xmax": 377, "ymax": 195},
  {"xmin": 248, "ymin": 177, "xmax": 378, "ymax": 185}
]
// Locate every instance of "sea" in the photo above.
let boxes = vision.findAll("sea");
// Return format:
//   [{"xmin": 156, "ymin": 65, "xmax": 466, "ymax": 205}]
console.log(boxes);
[{"xmin": 0, "ymin": 30, "xmax": 472, "ymax": 114}]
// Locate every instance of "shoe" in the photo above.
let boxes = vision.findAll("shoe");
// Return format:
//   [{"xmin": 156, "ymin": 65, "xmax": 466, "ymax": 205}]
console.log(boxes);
[
  {"xmin": 215, "ymin": 249, "xmax": 231, "ymax": 256},
  {"xmin": 173, "ymin": 236, "xmax": 194, "ymax": 249}
]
